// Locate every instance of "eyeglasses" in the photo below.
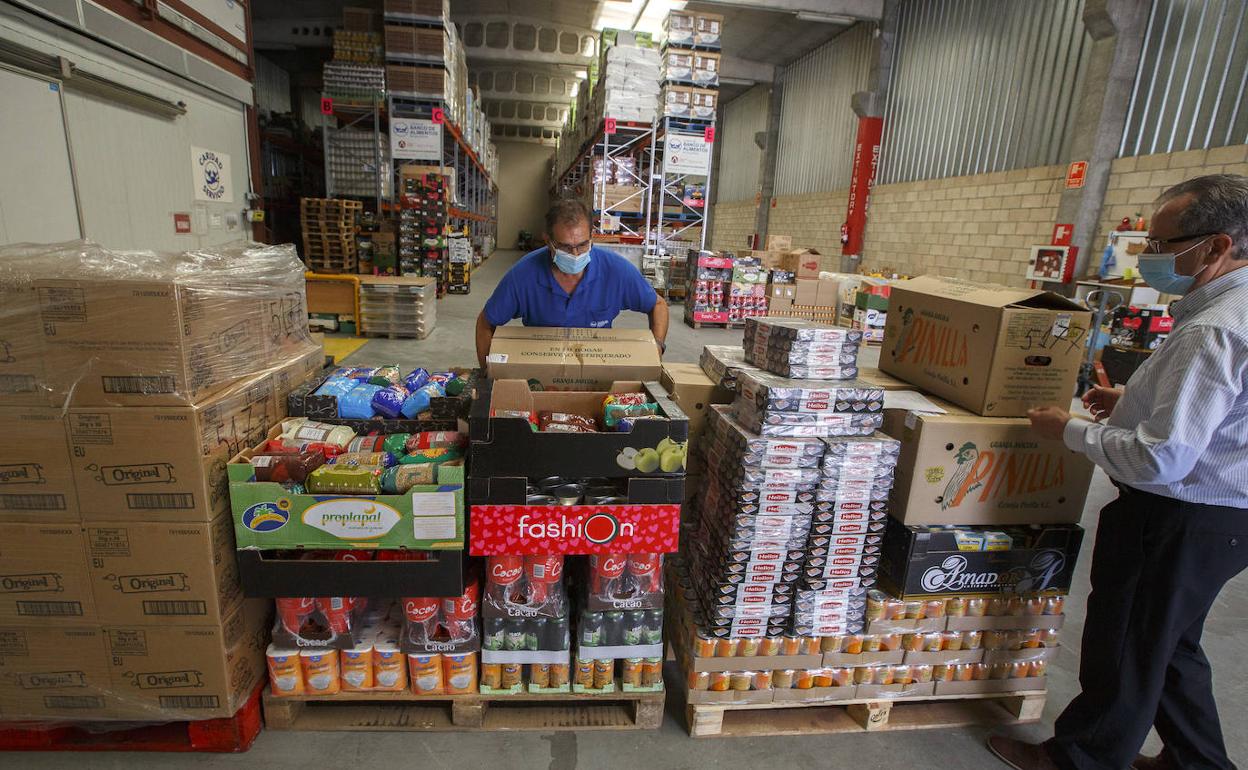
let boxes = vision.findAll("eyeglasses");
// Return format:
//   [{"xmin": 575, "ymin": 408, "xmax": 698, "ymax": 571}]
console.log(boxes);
[
  {"xmin": 1143, "ymin": 232, "xmax": 1221, "ymax": 253},
  {"xmin": 550, "ymin": 239, "xmax": 592, "ymax": 256}
]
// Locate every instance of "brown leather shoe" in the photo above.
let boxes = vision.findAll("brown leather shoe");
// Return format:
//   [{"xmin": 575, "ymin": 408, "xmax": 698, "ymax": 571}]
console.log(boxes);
[
  {"xmin": 1132, "ymin": 753, "xmax": 1176, "ymax": 770},
  {"xmin": 987, "ymin": 736, "xmax": 1061, "ymax": 770}
]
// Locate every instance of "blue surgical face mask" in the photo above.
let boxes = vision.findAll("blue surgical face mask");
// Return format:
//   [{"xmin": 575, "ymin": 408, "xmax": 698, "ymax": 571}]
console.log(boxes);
[
  {"xmin": 552, "ymin": 246, "xmax": 591, "ymax": 275},
  {"xmin": 1137, "ymin": 238, "xmax": 1211, "ymax": 295}
]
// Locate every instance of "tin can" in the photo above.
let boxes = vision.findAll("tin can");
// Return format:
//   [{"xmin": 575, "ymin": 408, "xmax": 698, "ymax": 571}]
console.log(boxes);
[
  {"xmin": 481, "ymin": 662, "xmax": 503, "ymax": 689},
  {"xmin": 552, "ymin": 484, "xmax": 585, "ymax": 505},
  {"xmin": 622, "ymin": 658, "xmax": 643, "ymax": 687},
  {"xmin": 593, "ymin": 658, "xmax": 614, "ymax": 689},
  {"xmin": 409, "ymin": 654, "xmax": 444, "ymax": 695},
  {"xmin": 966, "ymin": 597, "xmax": 988, "ymax": 617},
  {"xmin": 695, "ymin": 633, "xmax": 716, "ymax": 657},
  {"xmin": 872, "ymin": 666, "xmax": 895, "ymax": 685},
  {"xmin": 877, "ymin": 633, "xmax": 900, "ymax": 652},
  {"xmin": 932, "ymin": 664, "xmax": 953, "ymax": 682},
  {"xmin": 530, "ymin": 663, "xmax": 552, "ymax": 689},
  {"xmin": 795, "ymin": 669, "xmax": 816, "ymax": 688},
  {"xmin": 759, "ymin": 637, "xmax": 782, "ymax": 656},
  {"xmin": 642, "ymin": 658, "xmax": 662, "ymax": 687},
  {"xmin": 737, "ymin": 638, "xmax": 760, "ymax": 657},
  {"xmin": 945, "ymin": 596, "xmax": 967, "ymax": 617},
  {"xmin": 953, "ymin": 663, "xmax": 975, "ymax": 682},
  {"xmin": 972, "ymin": 663, "xmax": 991, "ymax": 681},
  {"xmin": 781, "ymin": 636, "xmax": 802, "ymax": 655},
  {"xmin": 340, "ymin": 643, "xmax": 375, "ymax": 691},
  {"xmin": 549, "ymin": 663, "xmax": 570, "ymax": 687},
  {"xmin": 865, "ymin": 589, "xmax": 887, "ymax": 621},
  {"xmin": 892, "ymin": 664, "xmax": 913, "ymax": 685},
  {"xmin": 923, "ymin": 599, "xmax": 947, "ymax": 619},
  {"xmin": 863, "ymin": 635, "xmax": 882, "ymax": 653},
  {"xmin": 989, "ymin": 662, "xmax": 1012, "ymax": 680},
  {"xmin": 884, "ymin": 598, "xmax": 906, "ymax": 620},
  {"xmin": 853, "ymin": 667, "xmax": 873, "ymax": 685},
  {"xmin": 903, "ymin": 600, "xmax": 924, "ymax": 620},
  {"xmin": 1040, "ymin": 629, "xmax": 1060, "ymax": 647},
  {"xmin": 373, "ymin": 639, "xmax": 406, "ymax": 691},
  {"xmin": 715, "ymin": 638, "xmax": 739, "ymax": 657},
  {"xmin": 688, "ymin": 670, "xmax": 710, "ymax": 690},
  {"xmin": 708, "ymin": 671, "xmax": 730, "ymax": 691},
  {"xmin": 942, "ymin": 631, "xmax": 963, "ymax": 651},
  {"xmin": 1022, "ymin": 629, "xmax": 1043, "ymax": 649},
  {"xmin": 902, "ymin": 633, "xmax": 924, "ymax": 653},
  {"xmin": 574, "ymin": 658, "xmax": 595, "ymax": 687},
  {"xmin": 729, "ymin": 672, "xmax": 752, "ymax": 691},
  {"xmin": 987, "ymin": 597, "xmax": 1009, "ymax": 616},
  {"xmin": 1010, "ymin": 661, "xmax": 1031, "ymax": 679},
  {"xmin": 842, "ymin": 634, "xmax": 865, "ymax": 654},
  {"xmin": 501, "ymin": 662, "xmax": 523, "ymax": 688},
  {"xmin": 752, "ymin": 670, "xmax": 773, "ymax": 690},
  {"xmin": 300, "ymin": 649, "xmax": 340, "ymax": 695},
  {"xmin": 266, "ymin": 645, "xmax": 303, "ymax": 697},
  {"xmin": 526, "ymin": 494, "xmax": 557, "ymax": 505},
  {"xmin": 444, "ymin": 652, "xmax": 477, "ymax": 694}
]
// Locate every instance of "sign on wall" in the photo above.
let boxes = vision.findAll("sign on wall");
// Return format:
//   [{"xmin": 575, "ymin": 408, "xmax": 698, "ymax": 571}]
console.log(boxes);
[
  {"xmin": 664, "ymin": 132, "xmax": 711, "ymax": 176},
  {"xmin": 391, "ymin": 118, "xmax": 442, "ymax": 161},
  {"xmin": 191, "ymin": 147, "xmax": 234, "ymax": 203}
]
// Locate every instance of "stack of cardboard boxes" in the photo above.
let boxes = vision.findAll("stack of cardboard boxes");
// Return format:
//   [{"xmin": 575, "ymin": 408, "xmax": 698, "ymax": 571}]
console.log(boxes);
[{"xmin": 0, "ymin": 243, "xmax": 322, "ymax": 722}]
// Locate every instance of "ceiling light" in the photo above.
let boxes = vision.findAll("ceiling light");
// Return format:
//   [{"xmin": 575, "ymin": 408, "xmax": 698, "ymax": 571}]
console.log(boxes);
[{"xmin": 795, "ymin": 12, "xmax": 857, "ymax": 24}]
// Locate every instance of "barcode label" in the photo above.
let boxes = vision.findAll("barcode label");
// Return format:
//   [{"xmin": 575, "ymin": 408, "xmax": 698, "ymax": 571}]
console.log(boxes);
[
  {"xmin": 127, "ymin": 493, "xmax": 195, "ymax": 510},
  {"xmin": 160, "ymin": 695, "xmax": 219, "ymax": 709},
  {"xmin": 45, "ymin": 696, "xmax": 104, "ymax": 709},
  {"xmin": 103, "ymin": 376, "xmax": 176, "ymax": 394},
  {"xmin": 0, "ymin": 494, "xmax": 67, "ymax": 510},
  {"xmin": 143, "ymin": 600, "xmax": 207, "ymax": 616},
  {"xmin": 0, "ymin": 375, "xmax": 37, "ymax": 394},
  {"xmin": 17, "ymin": 601, "xmax": 83, "ymax": 617}
]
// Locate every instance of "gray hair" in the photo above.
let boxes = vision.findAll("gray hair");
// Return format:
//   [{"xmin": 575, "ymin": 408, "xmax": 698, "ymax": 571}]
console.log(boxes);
[{"xmin": 1156, "ymin": 174, "xmax": 1248, "ymax": 261}]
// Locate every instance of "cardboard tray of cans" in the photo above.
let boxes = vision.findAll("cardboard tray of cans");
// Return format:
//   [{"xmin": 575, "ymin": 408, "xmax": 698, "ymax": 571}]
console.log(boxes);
[
  {"xmin": 237, "ymin": 549, "xmax": 465, "ymax": 598},
  {"xmin": 880, "ymin": 518, "xmax": 1085, "ymax": 598},
  {"xmin": 286, "ymin": 365, "xmax": 476, "ymax": 429},
  {"xmin": 469, "ymin": 379, "xmax": 690, "ymax": 478}
]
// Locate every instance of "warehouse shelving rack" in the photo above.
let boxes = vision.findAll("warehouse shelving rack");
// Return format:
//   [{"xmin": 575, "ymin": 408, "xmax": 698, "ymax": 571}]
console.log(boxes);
[{"xmin": 554, "ymin": 118, "xmax": 657, "ymax": 246}]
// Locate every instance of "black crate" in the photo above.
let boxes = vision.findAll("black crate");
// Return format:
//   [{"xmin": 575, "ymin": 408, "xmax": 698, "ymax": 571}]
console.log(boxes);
[
  {"xmin": 237, "ymin": 549, "xmax": 465, "ymax": 597},
  {"xmin": 469, "ymin": 379, "xmax": 690, "ymax": 479},
  {"xmin": 879, "ymin": 517, "xmax": 1084, "ymax": 598},
  {"xmin": 286, "ymin": 367, "xmax": 478, "ymax": 430}
]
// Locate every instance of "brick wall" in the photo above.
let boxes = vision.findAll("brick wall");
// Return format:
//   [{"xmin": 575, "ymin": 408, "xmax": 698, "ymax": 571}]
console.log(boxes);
[
  {"xmin": 709, "ymin": 199, "xmax": 756, "ymax": 251},
  {"xmin": 767, "ymin": 190, "xmax": 850, "ymax": 267},
  {"xmin": 1099, "ymin": 145, "xmax": 1248, "ymax": 247},
  {"xmin": 861, "ymin": 166, "xmax": 1065, "ymax": 284}
]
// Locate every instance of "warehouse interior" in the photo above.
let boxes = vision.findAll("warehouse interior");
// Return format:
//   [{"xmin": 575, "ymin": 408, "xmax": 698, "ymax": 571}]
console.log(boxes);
[{"xmin": 1, "ymin": 0, "xmax": 1247, "ymax": 766}]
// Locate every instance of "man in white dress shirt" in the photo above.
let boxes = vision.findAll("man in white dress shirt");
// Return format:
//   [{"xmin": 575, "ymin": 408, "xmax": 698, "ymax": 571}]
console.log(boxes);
[{"xmin": 989, "ymin": 174, "xmax": 1248, "ymax": 770}]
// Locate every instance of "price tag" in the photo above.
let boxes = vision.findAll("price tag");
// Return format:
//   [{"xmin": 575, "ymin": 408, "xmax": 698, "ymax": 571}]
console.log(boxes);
[
  {"xmin": 431, "ymin": 107, "xmax": 445, "ymax": 124},
  {"xmin": 604, "ymin": 117, "xmax": 617, "ymax": 135},
  {"xmin": 320, "ymin": 97, "xmax": 333, "ymax": 115},
  {"xmin": 704, "ymin": 125, "xmax": 715, "ymax": 143}
]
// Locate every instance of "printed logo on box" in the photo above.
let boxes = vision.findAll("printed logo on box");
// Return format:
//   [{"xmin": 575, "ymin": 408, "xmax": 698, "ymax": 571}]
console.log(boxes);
[
  {"xmin": 303, "ymin": 500, "xmax": 402, "ymax": 540},
  {"xmin": 0, "ymin": 464, "xmax": 46, "ymax": 485},
  {"xmin": 0, "ymin": 573, "xmax": 64, "ymax": 593},
  {"xmin": 470, "ymin": 504, "xmax": 679, "ymax": 555},
  {"xmin": 18, "ymin": 671, "xmax": 86, "ymax": 689},
  {"xmin": 241, "ymin": 501, "xmax": 290, "ymax": 533},
  {"xmin": 126, "ymin": 670, "xmax": 205, "ymax": 689}
]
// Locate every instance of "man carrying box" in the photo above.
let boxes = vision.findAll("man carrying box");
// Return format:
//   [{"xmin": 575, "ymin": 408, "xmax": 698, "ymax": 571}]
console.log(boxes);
[
  {"xmin": 991, "ymin": 175, "xmax": 1248, "ymax": 770},
  {"xmin": 475, "ymin": 199, "xmax": 669, "ymax": 367}
]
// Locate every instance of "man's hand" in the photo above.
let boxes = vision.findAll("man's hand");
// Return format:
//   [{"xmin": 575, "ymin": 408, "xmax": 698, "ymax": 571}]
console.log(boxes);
[
  {"xmin": 1081, "ymin": 385, "xmax": 1123, "ymax": 422},
  {"xmin": 1028, "ymin": 406, "xmax": 1072, "ymax": 441}
]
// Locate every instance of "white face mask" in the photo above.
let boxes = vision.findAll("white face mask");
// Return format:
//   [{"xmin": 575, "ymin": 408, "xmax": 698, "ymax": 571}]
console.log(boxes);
[
  {"xmin": 1138, "ymin": 238, "xmax": 1211, "ymax": 295},
  {"xmin": 552, "ymin": 246, "xmax": 591, "ymax": 274}
]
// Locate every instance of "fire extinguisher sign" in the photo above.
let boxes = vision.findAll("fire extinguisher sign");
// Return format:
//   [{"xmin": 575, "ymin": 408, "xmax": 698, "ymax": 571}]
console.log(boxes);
[{"xmin": 469, "ymin": 504, "xmax": 680, "ymax": 555}]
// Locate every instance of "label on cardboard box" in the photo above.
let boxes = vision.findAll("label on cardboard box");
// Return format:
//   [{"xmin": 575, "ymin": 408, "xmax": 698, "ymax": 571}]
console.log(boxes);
[
  {"xmin": 487, "ymin": 326, "xmax": 661, "ymax": 391},
  {"xmin": 0, "ymin": 524, "xmax": 95, "ymax": 624},
  {"xmin": 0, "ymin": 408, "xmax": 78, "ymax": 521},
  {"xmin": 0, "ymin": 625, "xmax": 113, "ymax": 718}
]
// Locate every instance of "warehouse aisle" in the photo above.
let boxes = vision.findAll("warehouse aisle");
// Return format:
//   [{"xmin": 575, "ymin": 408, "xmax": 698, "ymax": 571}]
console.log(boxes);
[{"xmin": 7, "ymin": 252, "xmax": 1247, "ymax": 769}]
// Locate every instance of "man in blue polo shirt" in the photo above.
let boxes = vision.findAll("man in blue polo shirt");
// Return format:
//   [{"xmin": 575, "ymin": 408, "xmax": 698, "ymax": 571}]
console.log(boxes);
[{"xmin": 475, "ymin": 198, "xmax": 669, "ymax": 367}]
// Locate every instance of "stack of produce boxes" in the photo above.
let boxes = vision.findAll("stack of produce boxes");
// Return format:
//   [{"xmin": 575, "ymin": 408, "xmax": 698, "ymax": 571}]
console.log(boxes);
[
  {"xmin": 0, "ymin": 242, "xmax": 321, "ymax": 722},
  {"xmin": 446, "ymin": 234, "xmax": 472, "ymax": 294},
  {"xmin": 227, "ymin": 364, "xmax": 475, "ymax": 698},
  {"xmin": 468, "ymin": 371, "xmax": 685, "ymax": 695},
  {"xmin": 686, "ymin": 251, "xmax": 768, "ymax": 327},
  {"xmin": 399, "ymin": 171, "xmax": 448, "ymax": 287}
]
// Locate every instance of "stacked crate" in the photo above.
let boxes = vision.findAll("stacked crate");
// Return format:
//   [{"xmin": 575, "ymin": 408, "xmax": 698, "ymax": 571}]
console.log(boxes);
[
  {"xmin": 446, "ymin": 235, "xmax": 472, "ymax": 294},
  {"xmin": 301, "ymin": 198, "xmax": 362, "ymax": 272},
  {"xmin": 399, "ymin": 172, "xmax": 448, "ymax": 291},
  {"xmin": 359, "ymin": 277, "xmax": 438, "ymax": 339}
]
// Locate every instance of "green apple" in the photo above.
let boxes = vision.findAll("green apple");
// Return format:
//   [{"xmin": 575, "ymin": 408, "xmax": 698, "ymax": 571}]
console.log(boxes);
[
  {"xmin": 634, "ymin": 448, "xmax": 661, "ymax": 473},
  {"xmin": 656, "ymin": 437, "xmax": 677, "ymax": 455},
  {"xmin": 660, "ymin": 447, "xmax": 684, "ymax": 473}
]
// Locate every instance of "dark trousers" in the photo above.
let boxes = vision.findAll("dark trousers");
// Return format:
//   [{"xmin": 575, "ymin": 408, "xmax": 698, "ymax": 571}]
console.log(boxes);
[{"xmin": 1046, "ymin": 487, "xmax": 1248, "ymax": 770}]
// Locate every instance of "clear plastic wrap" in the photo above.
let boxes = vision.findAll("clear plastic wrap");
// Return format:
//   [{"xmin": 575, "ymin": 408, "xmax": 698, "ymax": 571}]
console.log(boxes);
[{"xmin": 0, "ymin": 240, "xmax": 319, "ymax": 408}]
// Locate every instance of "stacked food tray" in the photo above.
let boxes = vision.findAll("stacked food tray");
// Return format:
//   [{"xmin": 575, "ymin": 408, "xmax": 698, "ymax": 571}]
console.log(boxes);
[
  {"xmin": 301, "ymin": 198, "xmax": 362, "ymax": 272},
  {"xmin": 359, "ymin": 277, "xmax": 438, "ymax": 339}
]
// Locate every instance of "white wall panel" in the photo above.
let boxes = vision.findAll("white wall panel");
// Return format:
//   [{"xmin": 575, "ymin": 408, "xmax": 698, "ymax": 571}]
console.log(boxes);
[
  {"xmin": 775, "ymin": 23, "xmax": 874, "ymax": 196},
  {"xmin": 715, "ymin": 85, "xmax": 769, "ymax": 203},
  {"xmin": 0, "ymin": 67, "xmax": 80, "ymax": 244},
  {"xmin": 255, "ymin": 54, "xmax": 292, "ymax": 116}
]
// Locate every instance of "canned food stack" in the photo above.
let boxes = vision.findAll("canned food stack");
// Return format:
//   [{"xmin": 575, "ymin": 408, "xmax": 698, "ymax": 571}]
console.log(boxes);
[
  {"xmin": 479, "ymin": 555, "xmax": 573, "ymax": 695},
  {"xmin": 792, "ymin": 433, "xmax": 900, "ymax": 637},
  {"xmin": 742, "ymin": 317, "xmax": 863, "ymax": 380},
  {"xmin": 573, "ymin": 554, "xmax": 666, "ymax": 693}
]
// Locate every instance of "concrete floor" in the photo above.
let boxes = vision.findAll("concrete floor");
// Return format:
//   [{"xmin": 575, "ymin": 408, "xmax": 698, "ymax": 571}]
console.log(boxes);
[{"xmin": 9, "ymin": 249, "xmax": 1245, "ymax": 768}]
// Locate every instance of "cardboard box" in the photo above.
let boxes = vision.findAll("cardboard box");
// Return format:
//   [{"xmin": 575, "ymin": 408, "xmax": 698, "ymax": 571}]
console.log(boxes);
[
  {"xmin": 767, "ymin": 296, "xmax": 795, "ymax": 313},
  {"xmin": 67, "ymin": 374, "xmax": 277, "ymax": 522},
  {"xmin": 932, "ymin": 677, "xmax": 1046, "ymax": 696},
  {"xmin": 0, "ymin": 524, "xmax": 95, "ymax": 624},
  {"xmin": 882, "ymin": 397, "xmax": 1093, "ymax": 525},
  {"xmin": 880, "ymin": 517, "xmax": 1084, "ymax": 598},
  {"xmin": 765, "ymin": 235, "xmax": 792, "ymax": 251},
  {"xmin": 660, "ymin": 363, "xmax": 733, "ymax": 439},
  {"xmin": 816, "ymin": 278, "xmax": 843, "ymax": 308},
  {"xmin": 779, "ymin": 248, "xmax": 822, "ymax": 280},
  {"xmin": 486, "ymin": 327, "xmax": 662, "ymax": 391},
  {"xmin": 103, "ymin": 599, "xmax": 269, "ymax": 719},
  {"xmin": 694, "ymin": 11, "xmax": 723, "ymax": 45},
  {"xmin": 34, "ymin": 276, "xmax": 312, "ymax": 408},
  {"xmin": 691, "ymin": 88, "xmax": 717, "ymax": 119},
  {"xmin": 0, "ymin": 408, "xmax": 78, "ymax": 522},
  {"xmin": 0, "ymin": 281, "xmax": 49, "ymax": 406},
  {"xmin": 772, "ymin": 685, "xmax": 858, "ymax": 703},
  {"xmin": 794, "ymin": 279, "xmax": 821, "ymax": 306},
  {"xmin": 0, "ymin": 625, "xmax": 114, "ymax": 719},
  {"xmin": 880, "ymin": 276, "xmax": 1092, "ymax": 416},
  {"xmin": 84, "ymin": 516, "xmax": 240, "ymax": 627}
]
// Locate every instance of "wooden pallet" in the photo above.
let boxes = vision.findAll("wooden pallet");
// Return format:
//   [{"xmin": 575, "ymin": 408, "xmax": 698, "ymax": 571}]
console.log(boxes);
[
  {"xmin": 262, "ymin": 686, "xmax": 665, "ymax": 732},
  {"xmin": 684, "ymin": 689, "xmax": 1045, "ymax": 738}
]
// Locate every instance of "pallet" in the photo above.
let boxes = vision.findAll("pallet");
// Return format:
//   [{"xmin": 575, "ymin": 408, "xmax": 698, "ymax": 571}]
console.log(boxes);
[
  {"xmin": 684, "ymin": 689, "xmax": 1045, "ymax": 738},
  {"xmin": 262, "ymin": 686, "xmax": 665, "ymax": 732},
  {"xmin": 0, "ymin": 686, "xmax": 263, "ymax": 753}
]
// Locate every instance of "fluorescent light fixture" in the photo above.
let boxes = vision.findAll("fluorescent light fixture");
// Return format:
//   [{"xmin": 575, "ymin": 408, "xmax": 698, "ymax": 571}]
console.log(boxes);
[{"xmin": 795, "ymin": 12, "xmax": 856, "ymax": 24}]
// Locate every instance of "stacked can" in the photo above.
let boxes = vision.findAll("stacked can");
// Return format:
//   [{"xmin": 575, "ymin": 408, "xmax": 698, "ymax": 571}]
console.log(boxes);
[
  {"xmin": 573, "ymin": 553, "xmax": 666, "ymax": 693},
  {"xmin": 793, "ymin": 433, "xmax": 901, "ymax": 636},
  {"xmin": 479, "ymin": 554, "xmax": 572, "ymax": 693},
  {"xmin": 743, "ymin": 317, "xmax": 863, "ymax": 380},
  {"xmin": 733, "ymin": 369, "xmax": 885, "ymax": 439}
]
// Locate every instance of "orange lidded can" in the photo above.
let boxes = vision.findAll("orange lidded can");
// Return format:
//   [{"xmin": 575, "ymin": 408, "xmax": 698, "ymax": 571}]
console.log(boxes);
[
  {"xmin": 444, "ymin": 652, "xmax": 477, "ymax": 694},
  {"xmin": 372, "ymin": 638, "xmax": 406, "ymax": 691},
  {"xmin": 266, "ymin": 645, "xmax": 303, "ymax": 697},
  {"xmin": 300, "ymin": 648, "xmax": 341, "ymax": 695},
  {"xmin": 409, "ymin": 654, "xmax": 444, "ymax": 695}
]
